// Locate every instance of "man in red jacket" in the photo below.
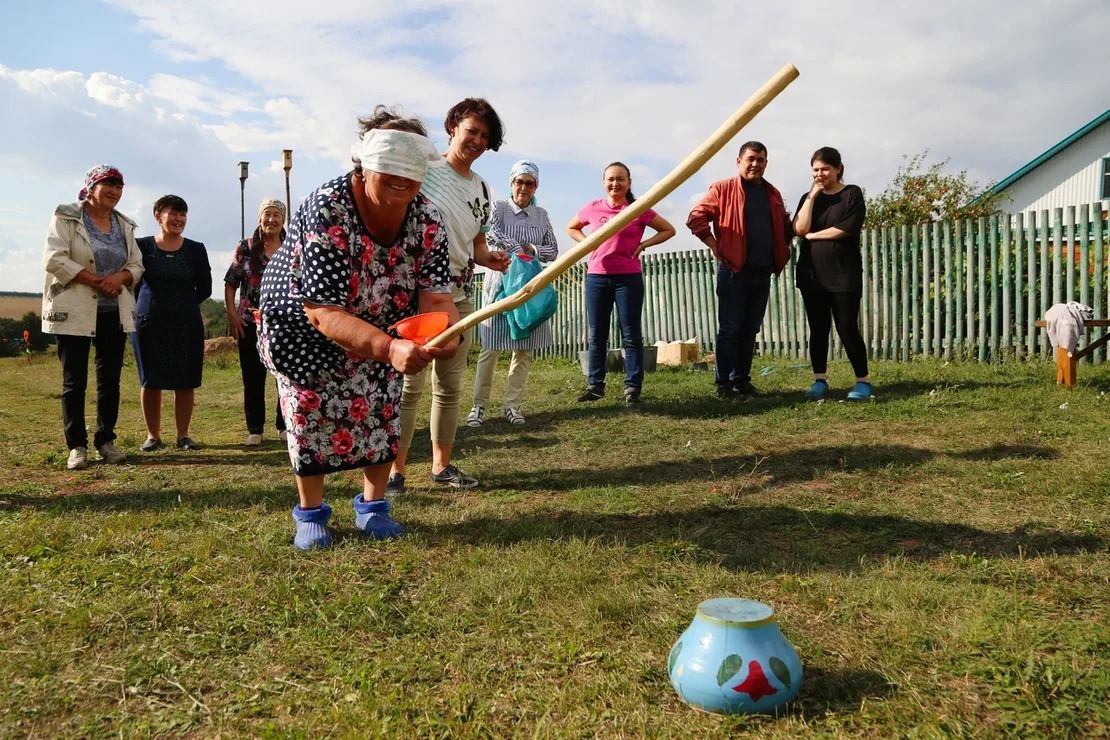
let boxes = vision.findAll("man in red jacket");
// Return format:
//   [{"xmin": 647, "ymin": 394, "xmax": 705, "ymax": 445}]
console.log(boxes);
[{"xmin": 686, "ymin": 141, "xmax": 792, "ymax": 398}]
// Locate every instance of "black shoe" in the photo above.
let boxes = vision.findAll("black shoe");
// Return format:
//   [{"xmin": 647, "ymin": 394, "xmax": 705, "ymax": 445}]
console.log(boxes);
[
  {"xmin": 624, "ymin": 387, "xmax": 642, "ymax": 405},
  {"xmin": 141, "ymin": 436, "xmax": 163, "ymax": 452},
  {"xmin": 385, "ymin": 473, "xmax": 406, "ymax": 497},
  {"xmin": 430, "ymin": 464, "xmax": 479, "ymax": 489},
  {"xmin": 734, "ymin": 382, "xmax": 760, "ymax": 397},
  {"xmin": 577, "ymin": 385, "xmax": 605, "ymax": 402},
  {"xmin": 715, "ymin": 385, "xmax": 740, "ymax": 400},
  {"xmin": 175, "ymin": 437, "xmax": 199, "ymax": 450}
]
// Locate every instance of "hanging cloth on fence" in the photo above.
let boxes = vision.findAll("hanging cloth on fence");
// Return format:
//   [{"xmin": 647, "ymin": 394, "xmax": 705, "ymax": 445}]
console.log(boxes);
[{"xmin": 1045, "ymin": 301, "xmax": 1094, "ymax": 353}]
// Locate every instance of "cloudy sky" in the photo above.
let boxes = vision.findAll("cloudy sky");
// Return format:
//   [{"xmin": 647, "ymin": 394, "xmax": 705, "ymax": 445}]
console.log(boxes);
[{"xmin": 2, "ymin": 0, "xmax": 1107, "ymax": 293}]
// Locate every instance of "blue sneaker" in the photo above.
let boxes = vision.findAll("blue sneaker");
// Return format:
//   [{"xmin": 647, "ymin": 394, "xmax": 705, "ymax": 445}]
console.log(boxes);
[
  {"xmin": 805, "ymin": 380, "xmax": 829, "ymax": 401},
  {"xmin": 291, "ymin": 503, "xmax": 333, "ymax": 550},
  {"xmin": 352, "ymin": 495, "xmax": 403, "ymax": 540},
  {"xmin": 846, "ymin": 382, "xmax": 874, "ymax": 401}
]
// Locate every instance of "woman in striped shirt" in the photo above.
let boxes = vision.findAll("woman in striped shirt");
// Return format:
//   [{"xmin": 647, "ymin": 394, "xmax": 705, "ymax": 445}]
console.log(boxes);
[{"xmin": 467, "ymin": 160, "xmax": 559, "ymax": 427}]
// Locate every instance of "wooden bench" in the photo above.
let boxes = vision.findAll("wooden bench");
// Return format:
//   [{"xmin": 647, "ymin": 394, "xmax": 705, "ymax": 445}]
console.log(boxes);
[{"xmin": 1034, "ymin": 318, "xmax": 1110, "ymax": 387}]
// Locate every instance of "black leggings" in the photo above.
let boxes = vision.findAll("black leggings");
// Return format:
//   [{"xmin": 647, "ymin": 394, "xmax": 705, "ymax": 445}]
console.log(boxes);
[
  {"xmin": 801, "ymin": 288, "xmax": 869, "ymax": 378},
  {"xmin": 238, "ymin": 322, "xmax": 285, "ymax": 435}
]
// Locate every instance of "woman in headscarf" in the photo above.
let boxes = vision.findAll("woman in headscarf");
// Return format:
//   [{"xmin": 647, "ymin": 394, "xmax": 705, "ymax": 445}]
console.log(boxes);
[
  {"xmin": 466, "ymin": 160, "xmax": 559, "ymax": 427},
  {"xmin": 132, "ymin": 194, "xmax": 212, "ymax": 451},
  {"xmin": 257, "ymin": 106, "xmax": 460, "ymax": 550},
  {"xmin": 41, "ymin": 164, "xmax": 144, "ymax": 470},
  {"xmin": 224, "ymin": 198, "xmax": 288, "ymax": 446}
]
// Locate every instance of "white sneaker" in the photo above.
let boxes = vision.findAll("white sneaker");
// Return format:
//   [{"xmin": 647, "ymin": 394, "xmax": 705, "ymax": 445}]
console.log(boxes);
[
  {"xmin": 96, "ymin": 443, "xmax": 127, "ymax": 465},
  {"xmin": 244, "ymin": 433, "xmax": 263, "ymax": 446},
  {"xmin": 466, "ymin": 406, "xmax": 485, "ymax": 427},
  {"xmin": 278, "ymin": 430, "xmax": 288, "ymax": 443},
  {"xmin": 67, "ymin": 447, "xmax": 88, "ymax": 470},
  {"xmin": 504, "ymin": 407, "xmax": 526, "ymax": 425}
]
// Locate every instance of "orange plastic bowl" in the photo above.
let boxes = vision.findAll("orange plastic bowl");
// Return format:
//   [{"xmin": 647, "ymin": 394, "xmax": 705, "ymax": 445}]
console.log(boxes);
[{"xmin": 390, "ymin": 312, "xmax": 449, "ymax": 344}]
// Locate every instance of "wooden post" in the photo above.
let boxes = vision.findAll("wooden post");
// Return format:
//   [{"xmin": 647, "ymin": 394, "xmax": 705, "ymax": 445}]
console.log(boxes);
[
  {"xmin": 910, "ymin": 223, "xmax": 920, "ymax": 356},
  {"xmin": 1094, "ymin": 205, "xmax": 1106, "ymax": 363},
  {"xmin": 1001, "ymin": 215, "xmax": 1011, "ymax": 358},
  {"xmin": 922, "ymin": 223, "xmax": 932, "ymax": 357},
  {"xmin": 1014, "ymin": 213, "xmax": 1024, "ymax": 358},
  {"xmin": 989, "ymin": 215, "xmax": 999, "ymax": 361},
  {"xmin": 1078, "ymin": 204, "xmax": 1090, "ymax": 308},
  {"xmin": 944, "ymin": 220, "xmax": 954, "ymax": 360},
  {"xmin": 1052, "ymin": 207, "xmax": 1063, "ymax": 305},
  {"xmin": 426, "ymin": 63, "xmax": 801, "ymax": 348},
  {"xmin": 977, "ymin": 216, "xmax": 987, "ymax": 363},
  {"xmin": 1055, "ymin": 346, "xmax": 1076, "ymax": 387}
]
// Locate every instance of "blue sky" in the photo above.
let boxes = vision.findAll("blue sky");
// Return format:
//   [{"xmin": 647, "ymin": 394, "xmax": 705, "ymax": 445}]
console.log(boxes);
[{"xmin": 2, "ymin": 0, "xmax": 1108, "ymax": 293}]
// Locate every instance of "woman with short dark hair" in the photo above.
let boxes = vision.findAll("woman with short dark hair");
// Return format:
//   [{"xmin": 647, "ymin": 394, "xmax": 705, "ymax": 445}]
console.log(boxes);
[
  {"xmin": 132, "ymin": 194, "xmax": 212, "ymax": 450},
  {"xmin": 387, "ymin": 98, "xmax": 511, "ymax": 494}
]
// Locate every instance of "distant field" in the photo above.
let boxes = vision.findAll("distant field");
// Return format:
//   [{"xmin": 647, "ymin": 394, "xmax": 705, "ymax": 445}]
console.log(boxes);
[{"xmin": 0, "ymin": 295, "xmax": 41, "ymax": 320}]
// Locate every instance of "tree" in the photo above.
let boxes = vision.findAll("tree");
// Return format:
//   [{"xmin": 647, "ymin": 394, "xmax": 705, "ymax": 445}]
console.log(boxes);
[
  {"xmin": 200, "ymin": 298, "xmax": 229, "ymax": 339},
  {"xmin": 865, "ymin": 151, "xmax": 1009, "ymax": 227}
]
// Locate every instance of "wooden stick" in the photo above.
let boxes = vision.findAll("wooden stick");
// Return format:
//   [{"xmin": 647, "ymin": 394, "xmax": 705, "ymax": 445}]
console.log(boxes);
[{"xmin": 426, "ymin": 62, "xmax": 801, "ymax": 348}]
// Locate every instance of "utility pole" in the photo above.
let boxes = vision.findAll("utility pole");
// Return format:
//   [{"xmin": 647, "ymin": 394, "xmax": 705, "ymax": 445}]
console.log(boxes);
[
  {"xmin": 282, "ymin": 149, "xmax": 293, "ymax": 225},
  {"xmin": 238, "ymin": 161, "xmax": 249, "ymax": 239}
]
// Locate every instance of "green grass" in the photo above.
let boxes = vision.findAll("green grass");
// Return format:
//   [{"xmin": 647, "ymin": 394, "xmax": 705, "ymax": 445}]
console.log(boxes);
[{"xmin": 1, "ymin": 351, "xmax": 1107, "ymax": 737}]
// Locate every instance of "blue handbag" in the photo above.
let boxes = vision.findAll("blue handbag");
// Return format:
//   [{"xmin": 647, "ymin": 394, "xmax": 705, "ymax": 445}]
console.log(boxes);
[{"xmin": 495, "ymin": 253, "xmax": 558, "ymax": 340}]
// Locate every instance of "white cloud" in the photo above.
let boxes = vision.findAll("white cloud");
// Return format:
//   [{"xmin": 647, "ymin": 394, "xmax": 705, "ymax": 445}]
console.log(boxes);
[
  {"xmin": 86, "ymin": 72, "xmax": 146, "ymax": 109},
  {"xmin": 148, "ymin": 73, "xmax": 255, "ymax": 117},
  {"xmin": 0, "ymin": 64, "xmax": 86, "ymax": 100}
]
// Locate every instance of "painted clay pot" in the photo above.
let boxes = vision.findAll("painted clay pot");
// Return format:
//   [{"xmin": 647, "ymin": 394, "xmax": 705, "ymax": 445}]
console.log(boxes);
[{"xmin": 668, "ymin": 598, "xmax": 803, "ymax": 714}]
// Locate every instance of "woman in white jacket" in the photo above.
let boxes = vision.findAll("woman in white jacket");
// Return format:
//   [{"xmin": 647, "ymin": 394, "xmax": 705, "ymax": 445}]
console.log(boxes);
[{"xmin": 42, "ymin": 164, "xmax": 144, "ymax": 470}]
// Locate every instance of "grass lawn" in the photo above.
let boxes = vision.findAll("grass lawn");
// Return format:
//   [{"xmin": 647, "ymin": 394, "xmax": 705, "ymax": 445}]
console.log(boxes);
[{"xmin": 1, "ymin": 351, "xmax": 1107, "ymax": 737}]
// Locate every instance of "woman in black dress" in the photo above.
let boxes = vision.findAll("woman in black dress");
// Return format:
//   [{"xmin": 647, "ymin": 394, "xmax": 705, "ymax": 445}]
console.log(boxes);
[
  {"xmin": 132, "ymin": 195, "xmax": 212, "ymax": 449},
  {"xmin": 792, "ymin": 147, "xmax": 872, "ymax": 401}
]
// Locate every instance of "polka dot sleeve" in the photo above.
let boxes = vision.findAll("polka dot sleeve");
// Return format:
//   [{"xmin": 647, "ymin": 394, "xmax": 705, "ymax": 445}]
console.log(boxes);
[
  {"xmin": 297, "ymin": 212, "xmax": 352, "ymax": 309},
  {"xmin": 417, "ymin": 208, "xmax": 453, "ymax": 293}
]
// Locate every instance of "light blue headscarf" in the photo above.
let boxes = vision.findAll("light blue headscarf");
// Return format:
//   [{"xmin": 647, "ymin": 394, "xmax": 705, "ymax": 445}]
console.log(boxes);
[{"xmin": 509, "ymin": 159, "xmax": 540, "ymax": 205}]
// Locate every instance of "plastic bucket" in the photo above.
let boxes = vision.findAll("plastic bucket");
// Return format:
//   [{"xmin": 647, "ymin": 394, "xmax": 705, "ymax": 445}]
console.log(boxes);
[{"xmin": 389, "ymin": 312, "xmax": 450, "ymax": 345}]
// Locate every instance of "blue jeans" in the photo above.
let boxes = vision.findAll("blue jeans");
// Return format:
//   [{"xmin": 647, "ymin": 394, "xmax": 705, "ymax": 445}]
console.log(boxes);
[
  {"xmin": 585, "ymin": 272, "xmax": 644, "ymax": 389},
  {"xmin": 715, "ymin": 265, "xmax": 771, "ymax": 388}
]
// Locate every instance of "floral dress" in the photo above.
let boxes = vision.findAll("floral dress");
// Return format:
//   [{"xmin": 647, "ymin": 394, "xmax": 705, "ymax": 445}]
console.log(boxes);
[
  {"xmin": 223, "ymin": 238, "xmax": 270, "ymax": 325},
  {"xmin": 258, "ymin": 173, "xmax": 451, "ymax": 476}
]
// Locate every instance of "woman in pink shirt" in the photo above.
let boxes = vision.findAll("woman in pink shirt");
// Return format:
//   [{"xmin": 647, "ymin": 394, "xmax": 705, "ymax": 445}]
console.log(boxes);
[{"xmin": 567, "ymin": 162, "xmax": 675, "ymax": 404}]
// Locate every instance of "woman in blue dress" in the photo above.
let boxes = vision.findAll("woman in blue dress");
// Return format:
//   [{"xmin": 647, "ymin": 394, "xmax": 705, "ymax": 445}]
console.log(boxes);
[{"xmin": 131, "ymin": 195, "xmax": 212, "ymax": 450}]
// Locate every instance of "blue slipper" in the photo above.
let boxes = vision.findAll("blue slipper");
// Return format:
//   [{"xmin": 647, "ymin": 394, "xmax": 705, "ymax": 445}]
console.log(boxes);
[
  {"xmin": 352, "ymin": 495, "xmax": 403, "ymax": 540},
  {"xmin": 291, "ymin": 503, "xmax": 333, "ymax": 550},
  {"xmin": 805, "ymin": 380, "xmax": 829, "ymax": 401},
  {"xmin": 846, "ymin": 382, "xmax": 874, "ymax": 401}
]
